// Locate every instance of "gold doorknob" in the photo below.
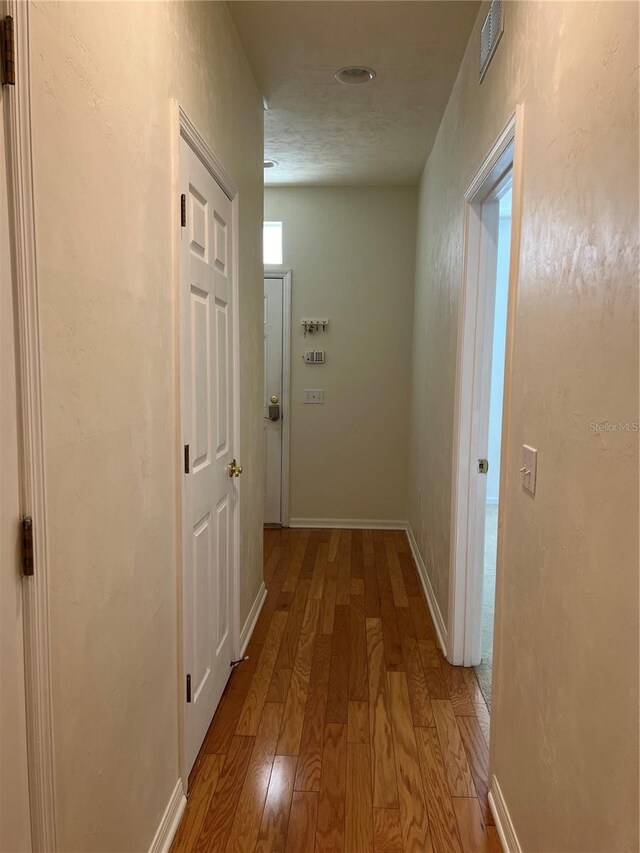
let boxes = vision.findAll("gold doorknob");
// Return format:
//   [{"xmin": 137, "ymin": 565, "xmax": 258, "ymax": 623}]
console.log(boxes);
[
  {"xmin": 270, "ymin": 395, "xmax": 279, "ymax": 404},
  {"xmin": 228, "ymin": 459, "xmax": 243, "ymax": 478}
]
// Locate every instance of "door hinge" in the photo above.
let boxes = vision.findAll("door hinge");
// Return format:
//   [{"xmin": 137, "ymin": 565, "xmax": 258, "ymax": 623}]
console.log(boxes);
[
  {"xmin": 186, "ymin": 674, "xmax": 191, "ymax": 703},
  {"xmin": 478, "ymin": 458, "xmax": 489, "ymax": 474},
  {"xmin": 1, "ymin": 16, "xmax": 15, "ymax": 86},
  {"xmin": 184, "ymin": 444, "xmax": 190, "ymax": 474},
  {"xmin": 21, "ymin": 516, "xmax": 34, "ymax": 576},
  {"xmin": 180, "ymin": 193, "xmax": 186, "ymax": 228}
]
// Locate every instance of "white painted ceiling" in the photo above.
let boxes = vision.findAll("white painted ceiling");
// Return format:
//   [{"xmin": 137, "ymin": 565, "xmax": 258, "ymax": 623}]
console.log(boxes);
[{"xmin": 229, "ymin": 1, "xmax": 480, "ymax": 186}]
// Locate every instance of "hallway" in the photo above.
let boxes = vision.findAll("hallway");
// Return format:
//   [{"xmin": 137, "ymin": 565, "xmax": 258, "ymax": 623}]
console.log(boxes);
[
  {"xmin": 2, "ymin": 3, "xmax": 637, "ymax": 849},
  {"xmin": 172, "ymin": 529, "xmax": 498, "ymax": 852}
]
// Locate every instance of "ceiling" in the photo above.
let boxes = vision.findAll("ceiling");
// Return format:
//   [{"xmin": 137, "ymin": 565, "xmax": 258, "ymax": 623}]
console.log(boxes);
[{"xmin": 228, "ymin": 1, "xmax": 480, "ymax": 186}]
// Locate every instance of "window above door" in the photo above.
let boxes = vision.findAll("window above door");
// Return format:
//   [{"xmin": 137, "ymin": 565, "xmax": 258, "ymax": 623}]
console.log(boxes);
[{"xmin": 263, "ymin": 221, "xmax": 283, "ymax": 265}]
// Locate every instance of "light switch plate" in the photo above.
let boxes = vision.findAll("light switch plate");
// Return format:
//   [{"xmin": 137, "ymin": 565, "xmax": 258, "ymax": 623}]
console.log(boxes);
[
  {"xmin": 521, "ymin": 444, "xmax": 537, "ymax": 495},
  {"xmin": 303, "ymin": 389, "xmax": 324, "ymax": 404}
]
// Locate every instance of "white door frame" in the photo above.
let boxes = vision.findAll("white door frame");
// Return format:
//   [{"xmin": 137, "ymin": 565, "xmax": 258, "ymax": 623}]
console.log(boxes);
[
  {"xmin": 264, "ymin": 267, "xmax": 292, "ymax": 527},
  {"xmin": 176, "ymin": 107, "xmax": 242, "ymax": 782},
  {"xmin": 448, "ymin": 107, "xmax": 524, "ymax": 666},
  {"xmin": 2, "ymin": 0, "xmax": 57, "ymax": 847}
]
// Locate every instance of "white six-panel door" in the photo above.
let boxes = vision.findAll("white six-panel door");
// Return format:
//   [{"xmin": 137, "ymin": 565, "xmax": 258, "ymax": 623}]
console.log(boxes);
[
  {"xmin": 263, "ymin": 278, "xmax": 284, "ymax": 524},
  {"xmin": 180, "ymin": 135, "xmax": 237, "ymax": 775}
]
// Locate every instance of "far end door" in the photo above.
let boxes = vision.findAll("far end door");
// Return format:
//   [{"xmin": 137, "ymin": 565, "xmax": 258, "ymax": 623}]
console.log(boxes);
[
  {"xmin": 180, "ymin": 134, "xmax": 238, "ymax": 775},
  {"xmin": 263, "ymin": 277, "xmax": 283, "ymax": 525}
]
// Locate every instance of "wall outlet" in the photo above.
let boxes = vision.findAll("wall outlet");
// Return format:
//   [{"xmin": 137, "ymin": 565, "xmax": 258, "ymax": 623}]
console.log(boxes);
[{"xmin": 303, "ymin": 389, "xmax": 324, "ymax": 404}]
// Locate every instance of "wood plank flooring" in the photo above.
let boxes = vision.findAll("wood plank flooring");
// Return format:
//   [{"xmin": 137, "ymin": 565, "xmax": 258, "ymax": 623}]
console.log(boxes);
[{"xmin": 172, "ymin": 528, "xmax": 500, "ymax": 853}]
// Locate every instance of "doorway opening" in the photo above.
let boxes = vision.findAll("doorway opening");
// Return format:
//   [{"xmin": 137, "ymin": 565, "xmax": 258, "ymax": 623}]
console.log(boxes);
[
  {"xmin": 263, "ymin": 270, "xmax": 291, "ymax": 527},
  {"xmin": 475, "ymin": 186, "xmax": 512, "ymax": 706},
  {"xmin": 1, "ymin": 2, "xmax": 57, "ymax": 847},
  {"xmin": 449, "ymin": 110, "xmax": 521, "ymax": 714},
  {"xmin": 1, "ymin": 67, "xmax": 32, "ymax": 853}
]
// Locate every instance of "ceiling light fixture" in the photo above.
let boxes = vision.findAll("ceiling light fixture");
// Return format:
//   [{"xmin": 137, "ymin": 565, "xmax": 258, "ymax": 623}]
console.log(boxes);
[
  {"xmin": 334, "ymin": 66, "xmax": 376, "ymax": 85},
  {"xmin": 263, "ymin": 159, "xmax": 278, "ymax": 169}
]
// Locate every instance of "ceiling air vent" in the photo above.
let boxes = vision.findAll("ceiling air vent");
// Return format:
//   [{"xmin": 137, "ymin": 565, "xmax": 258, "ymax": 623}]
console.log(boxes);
[{"xmin": 479, "ymin": 0, "xmax": 504, "ymax": 82}]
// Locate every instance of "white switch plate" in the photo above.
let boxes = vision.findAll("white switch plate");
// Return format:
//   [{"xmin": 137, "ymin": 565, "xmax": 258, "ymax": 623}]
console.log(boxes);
[
  {"xmin": 521, "ymin": 444, "xmax": 537, "ymax": 495},
  {"xmin": 303, "ymin": 389, "xmax": 324, "ymax": 404}
]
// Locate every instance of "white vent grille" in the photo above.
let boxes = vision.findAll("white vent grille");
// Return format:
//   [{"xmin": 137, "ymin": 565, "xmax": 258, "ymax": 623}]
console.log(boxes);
[{"xmin": 480, "ymin": 0, "xmax": 503, "ymax": 81}]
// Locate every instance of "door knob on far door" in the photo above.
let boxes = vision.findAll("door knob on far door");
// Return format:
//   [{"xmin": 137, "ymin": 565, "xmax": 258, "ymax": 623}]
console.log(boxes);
[
  {"xmin": 228, "ymin": 458, "xmax": 243, "ymax": 478},
  {"xmin": 267, "ymin": 394, "xmax": 280, "ymax": 422}
]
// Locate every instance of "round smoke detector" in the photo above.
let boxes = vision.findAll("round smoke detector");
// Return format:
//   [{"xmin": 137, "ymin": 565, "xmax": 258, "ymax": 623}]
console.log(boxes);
[{"xmin": 334, "ymin": 66, "xmax": 376, "ymax": 85}]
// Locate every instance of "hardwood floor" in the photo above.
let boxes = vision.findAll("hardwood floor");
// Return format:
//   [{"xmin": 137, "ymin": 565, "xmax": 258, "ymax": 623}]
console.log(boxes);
[{"xmin": 172, "ymin": 528, "xmax": 500, "ymax": 853}]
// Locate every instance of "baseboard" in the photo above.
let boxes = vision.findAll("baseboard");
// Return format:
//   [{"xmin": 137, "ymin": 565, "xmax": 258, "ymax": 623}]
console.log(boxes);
[
  {"xmin": 288, "ymin": 518, "xmax": 408, "ymax": 530},
  {"xmin": 148, "ymin": 779, "xmax": 186, "ymax": 853},
  {"xmin": 488, "ymin": 776, "xmax": 522, "ymax": 853},
  {"xmin": 405, "ymin": 524, "xmax": 448, "ymax": 655},
  {"xmin": 239, "ymin": 581, "xmax": 267, "ymax": 656}
]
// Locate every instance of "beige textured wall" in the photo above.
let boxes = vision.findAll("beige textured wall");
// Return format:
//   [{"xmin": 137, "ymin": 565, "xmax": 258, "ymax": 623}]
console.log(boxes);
[
  {"xmin": 409, "ymin": 2, "xmax": 639, "ymax": 850},
  {"xmin": 29, "ymin": 2, "xmax": 263, "ymax": 850},
  {"xmin": 265, "ymin": 187, "xmax": 416, "ymax": 522}
]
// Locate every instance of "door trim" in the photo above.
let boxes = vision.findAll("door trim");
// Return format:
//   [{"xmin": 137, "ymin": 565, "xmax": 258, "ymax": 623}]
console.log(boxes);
[
  {"xmin": 3, "ymin": 0, "xmax": 57, "ymax": 847},
  {"xmin": 264, "ymin": 267, "xmax": 292, "ymax": 526},
  {"xmin": 448, "ymin": 106, "xmax": 524, "ymax": 666},
  {"xmin": 176, "ymin": 106, "xmax": 241, "ymax": 784},
  {"xmin": 178, "ymin": 108, "xmax": 238, "ymax": 200}
]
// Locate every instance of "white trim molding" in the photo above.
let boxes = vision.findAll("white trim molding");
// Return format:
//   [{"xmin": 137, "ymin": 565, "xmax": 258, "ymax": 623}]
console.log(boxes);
[
  {"xmin": 4, "ymin": 1, "xmax": 57, "ymax": 848},
  {"xmin": 489, "ymin": 776, "xmax": 523, "ymax": 853},
  {"xmin": 288, "ymin": 518, "xmax": 408, "ymax": 530},
  {"xmin": 178, "ymin": 107, "xmax": 237, "ymax": 201},
  {"xmin": 148, "ymin": 780, "xmax": 186, "ymax": 853},
  {"xmin": 239, "ymin": 581, "xmax": 267, "ymax": 656},
  {"xmin": 406, "ymin": 525, "xmax": 448, "ymax": 654}
]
